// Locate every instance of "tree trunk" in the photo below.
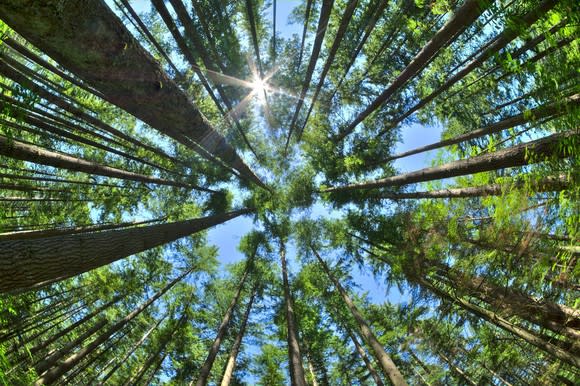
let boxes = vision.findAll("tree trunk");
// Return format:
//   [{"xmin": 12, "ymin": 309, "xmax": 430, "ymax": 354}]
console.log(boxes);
[
  {"xmin": 220, "ymin": 287, "xmax": 256, "ymax": 386},
  {"xmin": 298, "ymin": 0, "xmax": 359, "ymax": 140},
  {"xmin": 383, "ymin": 94, "xmax": 579, "ymax": 163},
  {"xmin": 434, "ymin": 262, "xmax": 580, "ymax": 341},
  {"xmin": 194, "ymin": 259, "xmax": 253, "ymax": 386},
  {"xmin": 375, "ymin": 174, "xmax": 569, "ymax": 200},
  {"xmin": 384, "ymin": 0, "xmax": 558, "ymax": 132},
  {"xmin": 286, "ymin": 0, "xmax": 334, "ymax": 149},
  {"xmin": 0, "ymin": 217, "xmax": 166, "ymax": 241},
  {"xmin": 34, "ymin": 269, "xmax": 191, "ymax": 385},
  {"xmin": 312, "ymin": 247, "xmax": 407, "ymax": 385},
  {"xmin": 281, "ymin": 243, "xmax": 308, "ymax": 386},
  {"xmin": 0, "ymin": 135, "xmax": 198, "ymax": 189},
  {"xmin": 437, "ymin": 352, "xmax": 477, "ymax": 386},
  {"xmin": 339, "ymin": 0, "xmax": 490, "ymax": 141},
  {"xmin": 0, "ymin": 209, "xmax": 249, "ymax": 292},
  {"xmin": 0, "ymin": 0, "xmax": 264, "ymax": 188},
  {"xmin": 326, "ymin": 130, "xmax": 577, "ymax": 192},
  {"xmin": 419, "ymin": 277, "xmax": 580, "ymax": 368},
  {"xmin": 98, "ymin": 316, "xmax": 166, "ymax": 385},
  {"xmin": 346, "ymin": 328, "xmax": 385, "ymax": 386}
]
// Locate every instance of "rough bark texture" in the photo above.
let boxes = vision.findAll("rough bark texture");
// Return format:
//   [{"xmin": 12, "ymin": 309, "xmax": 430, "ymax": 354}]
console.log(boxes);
[
  {"xmin": 0, "ymin": 209, "xmax": 249, "ymax": 292},
  {"xmin": 327, "ymin": 131, "xmax": 577, "ymax": 192},
  {"xmin": 281, "ymin": 244, "xmax": 308, "ymax": 386},
  {"xmin": 313, "ymin": 247, "xmax": 407, "ymax": 385},
  {"xmin": 0, "ymin": 135, "xmax": 193, "ymax": 189},
  {"xmin": 376, "ymin": 174, "xmax": 570, "ymax": 200},
  {"xmin": 0, "ymin": 0, "xmax": 264, "ymax": 188}
]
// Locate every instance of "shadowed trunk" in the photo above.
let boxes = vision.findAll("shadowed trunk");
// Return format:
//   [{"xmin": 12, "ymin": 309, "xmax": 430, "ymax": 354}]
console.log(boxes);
[{"xmin": 0, "ymin": 209, "xmax": 250, "ymax": 292}]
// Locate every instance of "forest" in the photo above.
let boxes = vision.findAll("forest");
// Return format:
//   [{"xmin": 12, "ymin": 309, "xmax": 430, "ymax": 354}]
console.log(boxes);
[{"xmin": 0, "ymin": 0, "xmax": 578, "ymax": 384}]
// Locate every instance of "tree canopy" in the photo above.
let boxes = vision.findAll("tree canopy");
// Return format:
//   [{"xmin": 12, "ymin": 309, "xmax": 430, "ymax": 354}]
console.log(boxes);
[{"xmin": 0, "ymin": 0, "xmax": 578, "ymax": 384}]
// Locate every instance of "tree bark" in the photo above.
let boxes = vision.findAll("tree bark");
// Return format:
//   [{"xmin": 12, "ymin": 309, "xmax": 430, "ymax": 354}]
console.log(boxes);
[
  {"xmin": 326, "ymin": 130, "xmax": 577, "ymax": 192},
  {"xmin": 281, "ymin": 243, "xmax": 308, "ymax": 386},
  {"xmin": 375, "ymin": 174, "xmax": 569, "ymax": 200},
  {"xmin": 34, "ymin": 269, "xmax": 191, "ymax": 385},
  {"xmin": 220, "ymin": 287, "xmax": 256, "ymax": 386},
  {"xmin": 0, "ymin": 0, "xmax": 265, "ymax": 188},
  {"xmin": 0, "ymin": 209, "xmax": 249, "ymax": 292},
  {"xmin": 194, "ymin": 258, "xmax": 253, "ymax": 386},
  {"xmin": 312, "ymin": 247, "xmax": 407, "ymax": 385},
  {"xmin": 0, "ymin": 135, "xmax": 201, "ymax": 190},
  {"xmin": 419, "ymin": 277, "xmax": 580, "ymax": 368}
]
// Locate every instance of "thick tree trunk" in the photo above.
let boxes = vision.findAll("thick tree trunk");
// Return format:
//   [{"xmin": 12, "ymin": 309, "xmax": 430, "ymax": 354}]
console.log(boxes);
[
  {"xmin": 375, "ymin": 174, "xmax": 569, "ymax": 200},
  {"xmin": 339, "ymin": 0, "xmax": 490, "ymax": 141},
  {"xmin": 0, "ymin": 135, "xmax": 198, "ymax": 189},
  {"xmin": 0, "ymin": 209, "xmax": 249, "ymax": 292},
  {"xmin": 0, "ymin": 0, "xmax": 264, "ymax": 188},
  {"xmin": 347, "ymin": 328, "xmax": 385, "ymax": 386},
  {"xmin": 281, "ymin": 244, "xmax": 308, "ymax": 386},
  {"xmin": 434, "ymin": 263, "xmax": 580, "ymax": 341},
  {"xmin": 326, "ymin": 130, "xmax": 577, "ymax": 192},
  {"xmin": 312, "ymin": 247, "xmax": 407, "ymax": 385},
  {"xmin": 194, "ymin": 259, "xmax": 252, "ymax": 386},
  {"xmin": 419, "ymin": 277, "xmax": 580, "ymax": 368},
  {"xmin": 34, "ymin": 269, "xmax": 191, "ymax": 385},
  {"xmin": 220, "ymin": 288, "xmax": 256, "ymax": 386}
]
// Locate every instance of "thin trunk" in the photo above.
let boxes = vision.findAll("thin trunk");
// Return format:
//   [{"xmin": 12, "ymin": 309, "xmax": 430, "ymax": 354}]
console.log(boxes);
[
  {"xmin": 220, "ymin": 287, "xmax": 256, "ymax": 386},
  {"xmin": 347, "ymin": 328, "xmax": 385, "ymax": 386},
  {"xmin": 312, "ymin": 247, "xmax": 407, "ymax": 385},
  {"xmin": 0, "ymin": 135, "xmax": 204, "ymax": 190},
  {"xmin": 1, "ymin": 37, "xmax": 102, "ymax": 97},
  {"xmin": 0, "ymin": 209, "xmax": 249, "ymax": 292},
  {"xmin": 281, "ymin": 243, "xmax": 308, "ymax": 386},
  {"xmin": 297, "ymin": 0, "xmax": 314, "ymax": 68},
  {"xmin": 382, "ymin": 94, "xmax": 579, "ymax": 163},
  {"xmin": 383, "ymin": 0, "xmax": 558, "ymax": 133},
  {"xmin": 0, "ymin": 0, "xmax": 264, "ymax": 187},
  {"xmin": 339, "ymin": 0, "xmax": 490, "ymax": 141},
  {"xmin": 325, "ymin": 130, "xmax": 577, "ymax": 192},
  {"xmin": 437, "ymin": 352, "xmax": 477, "ymax": 386},
  {"xmin": 33, "ymin": 269, "xmax": 191, "ymax": 385},
  {"xmin": 194, "ymin": 258, "xmax": 253, "ymax": 386},
  {"xmin": 286, "ymin": 0, "xmax": 334, "ymax": 150},
  {"xmin": 298, "ymin": 0, "xmax": 359, "ymax": 140},
  {"xmin": 34, "ymin": 319, "xmax": 109, "ymax": 375},
  {"xmin": 375, "ymin": 174, "xmax": 569, "ymax": 200},
  {"xmin": 0, "ymin": 217, "xmax": 166, "ymax": 241},
  {"xmin": 123, "ymin": 309, "xmax": 188, "ymax": 386},
  {"xmin": 98, "ymin": 316, "xmax": 166, "ymax": 385}
]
